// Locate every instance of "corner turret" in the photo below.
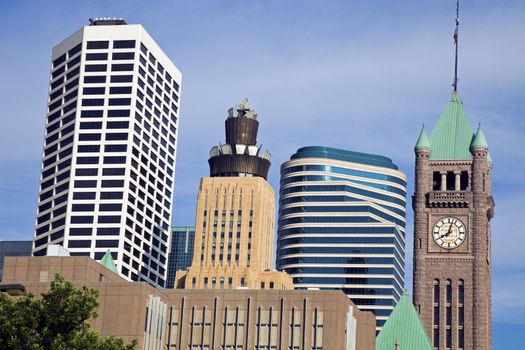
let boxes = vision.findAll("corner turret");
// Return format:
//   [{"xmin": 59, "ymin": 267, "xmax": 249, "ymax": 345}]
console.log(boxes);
[
  {"xmin": 415, "ymin": 125, "xmax": 432, "ymax": 151},
  {"xmin": 470, "ymin": 123, "xmax": 489, "ymax": 151}
]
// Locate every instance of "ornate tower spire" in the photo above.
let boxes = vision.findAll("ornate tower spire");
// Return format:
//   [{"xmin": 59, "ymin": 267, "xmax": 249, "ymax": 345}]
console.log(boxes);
[
  {"xmin": 208, "ymin": 99, "xmax": 271, "ymax": 179},
  {"xmin": 453, "ymin": 0, "xmax": 460, "ymax": 92}
]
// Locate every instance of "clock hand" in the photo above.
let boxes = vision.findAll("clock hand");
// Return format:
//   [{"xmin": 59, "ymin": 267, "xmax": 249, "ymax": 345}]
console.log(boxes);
[{"xmin": 438, "ymin": 224, "xmax": 454, "ymax": 239}]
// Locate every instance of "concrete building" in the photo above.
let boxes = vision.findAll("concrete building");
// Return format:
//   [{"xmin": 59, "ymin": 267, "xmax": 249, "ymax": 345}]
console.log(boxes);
[
  {"xmin": 0, "ymin": 241, "xmax": 32, "ymax": 280},
  {"xmin": 412, "ymin": 91, "xmax": 494, "ymax": 350},
  {"xmin": 1, "ymin": 256, "xmax": 377, "ymax": 350},
  {"xmin": 276, "ymin": 146, "xmax": 407, "ymax": 329},
  {"xmin": 166, "ymin": 226, "xmax": 195, "ymax": 288},
  {"xmin": 175, "ymin": 99, "xmax": 293, "ymax": 290},
  {"xmin": 32, "ymin": 18, "xmax": 182, "ymax": 288}
]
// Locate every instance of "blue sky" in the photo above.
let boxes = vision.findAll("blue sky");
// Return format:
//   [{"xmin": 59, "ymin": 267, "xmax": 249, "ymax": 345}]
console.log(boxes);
[{"xmin": 0, "ymin": 0, "xmax": 523, "ymax": 346}]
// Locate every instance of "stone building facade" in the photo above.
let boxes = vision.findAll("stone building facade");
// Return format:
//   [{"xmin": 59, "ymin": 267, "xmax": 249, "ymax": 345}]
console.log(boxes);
[
  {"xmin": 1, "ymin": 256, "xmax": 376, "ymax": 350},
  {"xmin": 412, "ymin": 91, "xmax": 494, "ymax": 350}
]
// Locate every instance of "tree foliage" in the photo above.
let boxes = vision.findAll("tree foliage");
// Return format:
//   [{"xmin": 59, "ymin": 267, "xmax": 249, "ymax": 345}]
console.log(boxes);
[{"xmin": 0, "ymin": 274, "xmax": 137, "ymax": 350}]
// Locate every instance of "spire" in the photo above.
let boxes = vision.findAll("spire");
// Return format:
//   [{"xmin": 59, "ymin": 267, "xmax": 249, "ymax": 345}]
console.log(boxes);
[
  {"xmin": 428, "ymin": 92, "xmax": 473, "ymax": 160},
  {"xmin": 453, "ymin": 0, "xmax": 460, "ymax": 92},
  {"xmin": 376, "ymin": 293, "xmax": 433, "ymax": 350},
  {"xmin": 470, "ymin": 123, "xmax": 489, "ymax": 150},
  {"xmin": 99, "ymin": 250, "xmax": 118, "ymax": 274},
  {"xmin": 415, "ymin": 125, "xmax": 431, "ymax": 150}
]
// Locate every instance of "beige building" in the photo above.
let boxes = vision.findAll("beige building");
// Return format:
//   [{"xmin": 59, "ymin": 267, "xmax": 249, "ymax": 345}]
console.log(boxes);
[
  {"xmin": 1, "ymin": 256, "xmax": 376, "ymax": 350},
  {"xmin": 175, "ymin": 100, "xmax": 292, "ymax": 290},
  {"xmin": 175, "ymin": 177, "xmax": 293, "ymax": 289}
]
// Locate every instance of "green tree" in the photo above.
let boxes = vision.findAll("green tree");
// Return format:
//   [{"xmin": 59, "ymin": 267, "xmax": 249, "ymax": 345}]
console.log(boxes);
[{"xmin": 0, "ymin": 274, "xmax": 137, "ymax": 350}]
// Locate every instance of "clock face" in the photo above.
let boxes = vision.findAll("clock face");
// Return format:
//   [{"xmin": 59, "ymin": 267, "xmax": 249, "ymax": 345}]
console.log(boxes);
[{"xmin": 433, "ymin": 217, "xmax": 466, "ymax": 249}]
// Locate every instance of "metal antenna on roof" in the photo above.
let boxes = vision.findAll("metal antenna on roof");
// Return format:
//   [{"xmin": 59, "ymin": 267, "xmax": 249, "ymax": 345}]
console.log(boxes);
[{"xmin": 453, "ymin": 0, "xmax": 460, "ymax": 92}]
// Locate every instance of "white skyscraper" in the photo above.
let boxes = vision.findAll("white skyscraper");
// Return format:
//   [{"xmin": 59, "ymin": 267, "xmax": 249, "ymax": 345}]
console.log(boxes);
[{"xmin": 32, "ymin": 19, "xmax": 182, "ymax": 287}]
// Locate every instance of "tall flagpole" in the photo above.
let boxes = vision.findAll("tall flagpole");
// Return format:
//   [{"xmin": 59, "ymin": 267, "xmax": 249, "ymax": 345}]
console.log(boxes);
[{"xmin": 453, "ymin": 0, "xmax": 459, "ymax": 92}]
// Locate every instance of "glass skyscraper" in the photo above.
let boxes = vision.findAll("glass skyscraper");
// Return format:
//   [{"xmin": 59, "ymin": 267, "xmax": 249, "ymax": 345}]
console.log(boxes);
[
  {"xmin": 32, "ymin": 19, "xmax": 182, "ymax": 288},
  {"xmin": 276, "ymin": 146, "xmax": 407, "ymax": 329},
  {"xmin": 0, "ymin": 241, "xmax": 32, "ymax": 281},
  {"xmin": 166, "ymin": 226, "xmax": 195, "ymax": 288}
]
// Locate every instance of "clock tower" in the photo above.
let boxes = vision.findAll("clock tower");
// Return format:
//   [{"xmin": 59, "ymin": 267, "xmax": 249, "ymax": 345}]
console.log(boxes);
[{"xmin": 412, "ymin": 91, "xmax": 494, "ymax": 350}]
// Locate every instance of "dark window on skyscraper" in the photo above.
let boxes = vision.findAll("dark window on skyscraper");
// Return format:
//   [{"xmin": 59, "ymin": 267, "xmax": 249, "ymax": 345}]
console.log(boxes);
[
  {"xmin": 100, "ymin": 191, "xmax": 123, "ymax": 199},
  {"xmin": 111, "ymin": 64, "xmax": 134, "ymax": 72},
  {"xmin": 83, "ymin": 87, "xmax": 105, "ymax": 95},
  {"xmin": 53, "ymin": 54, "xmax": 66, "ymax": 68},
  {"xmin": 113, "ymin": 40, "xmax": 136, "ymax": 49},
  {"xmin": 104, "ymin": 145, "xmax": 127, "ymax": 153},
  {"xmin": 84, "ymin": 75, "xmax": 107, "ymax": 84},
  {"xmin": 69, "ymin": 228, "xmax": 92, "ymax": 236},
  {"xmin": 65, "ymin": 78, "xmax": 79, "ymax": 91},
  {"xmin": 77, "ymin": 145, "xmax": 100, "ymax": 153},
  {"xmin": 108, "ymin": 98, "xmax": 131, "ymax": 106},
  {"xmin": 75, "ymin": 168, "xmax": 98, "ymax": 176},
  {"xmin": 85, "ymin": 64, "xmax": 107, "ymax": 72},
  {"xmin": 73, "ymin": 192, "xmax": 96, "ymax": 200},
  {"xmin": 110, "ymin": 86, "xmax": 132, "ymax": 94},
  {"xmin": 68, "ymin": 240, "xmax": 92, "ymax": 248},
  {"xmin": 86, "ymin": 53, "xmax": 108, "ymax": 61},
  {"xmin": 76, "ymin": 156, "xmax": 99, "ymax": 164},
  {"xmin": 107, "ymin": 109, "xmax": 130, "ymax": 118},
  {"xmin": 80, "ymin": 121, "xmax": 103, "ymax": 129},
  {"xmin": 111, "ymin": 75, "xmax": 133, "ymax": 83},
  {"xmin": 68, "ymin": 43, "xmax": 82, "ymax": 56},
  {"xmin": 106, "ymin": 133, "xmax": 128, "ymax": 141},
  {"xmin": 67, "ymin": 56, "xmax": 81, "ymax": 69},
  {"xmin": 81, "ymin": 99, "xmax": 104, "ymax": 107},
  {"xmin": 79, "ymin": 133, "xmax": 102, "ymax": 141},
  {"xmin": 107, "ymin": 121, "xmax": 129, "ymax": 129},
  {"xmin": 72, "ymin": 204, "xmax": 95, "ymax": 212},
  {"xmin": 103, "ymin": 156, "xmax": 126, "ymax": 164},
  {"xmin": 101, "ymin": 180, "xmax": 124, "ymax": 188},
  {"xmin": 87, "ymin": 41, "xmax": 109, "ymax": 49},
  {"xmin": 80, "ymin": 110, "xmax": 103, "ymax": 118},
  {"xmin": 70, "ymin": 216, "xmax": 94, "ymax": 224},
  {"xmin": 98, "ymin": 216, "xmax": 121, "ymax": 224},
  {"xmin": 112, "ymin": 52, "xmax": 135, "ymax": 60},
  {"xmin": 66, "ymin": 67, "xmax": 80, "ymax": 80},
  {"xmin": 74, "ymin": 180, "xmax": 97, "ymax": 188}
]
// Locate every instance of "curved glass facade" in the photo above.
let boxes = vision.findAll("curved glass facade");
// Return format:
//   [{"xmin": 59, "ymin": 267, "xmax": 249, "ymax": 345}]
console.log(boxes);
[{"xmin": 276, "ymin": 146, "xmax": 407, "ymax": 330}]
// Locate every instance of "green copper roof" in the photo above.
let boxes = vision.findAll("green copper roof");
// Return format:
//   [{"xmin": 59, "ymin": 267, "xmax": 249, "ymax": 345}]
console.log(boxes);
[
  {"xmin": 470, "ymin": 124, "xmax": 489, "ymax": 150},
  {"xmin": 428, "ymin": 91, "xmax": 474, "ymax": 160},
  {"xmin": 376, "ymin": 291, "xmax": 433, "ymax": 350},
  {"xmin": 99, "ymin": 250, "xmax": 118, "ymax": 274},
  {"xmin": 415, "ymin": 125, "xmax": 431, "ymax": 150}
]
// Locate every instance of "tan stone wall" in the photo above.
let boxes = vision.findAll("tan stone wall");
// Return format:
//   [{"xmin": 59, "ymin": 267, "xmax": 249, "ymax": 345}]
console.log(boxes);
[
  {"xmin": 1, "ymin": 257, "xmax": 375, "ymax": 350},
  {"xmin": 175, "ymin": 176, "xmax": 293, "ymax": 290}
]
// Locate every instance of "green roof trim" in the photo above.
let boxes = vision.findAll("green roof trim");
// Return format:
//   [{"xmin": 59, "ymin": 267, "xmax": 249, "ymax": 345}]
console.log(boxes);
[
  {"xmin": 376, "ymin": 291, "xmax": 433, "ymax": 350},
  {"xmin": 99, "ymin": 250, "xmax": 118, "ymax": 274},
  {"xmin": 415, "ymin": 125, "xmax": 431, "ymax": 150},
  {"xmin": 428, "ymin": 91, "xmax": 474, "ymax": 160},
  {"xmin": 470, "ymin": 124, "xmax": 489, "ymax": 150}
]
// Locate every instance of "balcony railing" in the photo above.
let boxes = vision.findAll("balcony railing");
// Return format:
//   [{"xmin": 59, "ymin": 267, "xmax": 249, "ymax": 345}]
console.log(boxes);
[{"xmin": 428, "ymin": 191, "xmax": 472, "ymax": 207}]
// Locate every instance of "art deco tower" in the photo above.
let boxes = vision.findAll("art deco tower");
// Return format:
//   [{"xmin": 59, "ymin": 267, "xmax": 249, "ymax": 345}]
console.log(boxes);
[
  {"xmin": 413, "ymin": 4, "xmax": 494, "ymax": 349},
  {"xmin": 175, "ymin": 99, "xmax": 293, "ymax": 289}
]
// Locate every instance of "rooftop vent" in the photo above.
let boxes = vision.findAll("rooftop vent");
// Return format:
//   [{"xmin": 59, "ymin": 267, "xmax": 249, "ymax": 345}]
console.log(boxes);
[{"xmin": 89, "ymin": 18, "xmax": 127, "ymax": 26}]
